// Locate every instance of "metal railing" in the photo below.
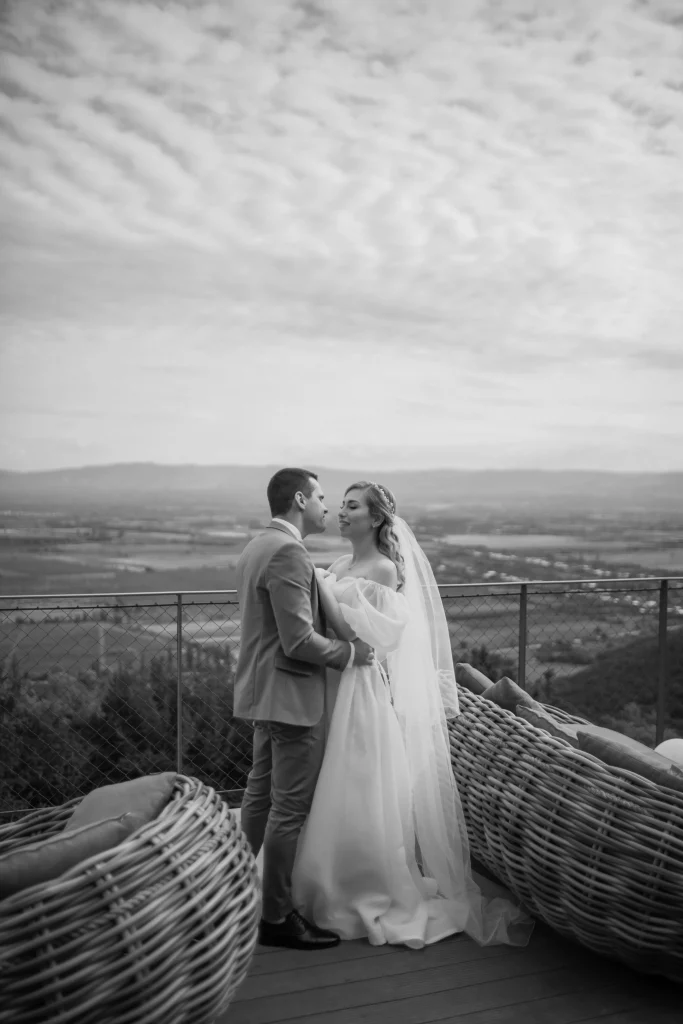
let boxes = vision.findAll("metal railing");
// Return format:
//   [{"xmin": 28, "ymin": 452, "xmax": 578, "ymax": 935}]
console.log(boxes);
[{"xmin": 1, "ymin": 575, "xmax": 681, "ymax": 817}]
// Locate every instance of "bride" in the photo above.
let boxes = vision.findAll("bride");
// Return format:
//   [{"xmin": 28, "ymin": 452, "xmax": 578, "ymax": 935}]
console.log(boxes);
[{"xmin": 291, "ymin": 480, "xmax": 534, "ymax": 948}]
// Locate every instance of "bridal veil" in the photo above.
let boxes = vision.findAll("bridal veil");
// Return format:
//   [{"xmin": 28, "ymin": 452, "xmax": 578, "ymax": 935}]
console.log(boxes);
[{"xmin": 389, "ymin": 517, "xmax": 534, "ymax": 946}]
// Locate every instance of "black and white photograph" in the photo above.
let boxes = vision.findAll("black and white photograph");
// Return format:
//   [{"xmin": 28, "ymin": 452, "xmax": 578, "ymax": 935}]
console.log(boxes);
[{"xmin": 0, "ymin": 2, "xmax": 682, "ymax": 1022}]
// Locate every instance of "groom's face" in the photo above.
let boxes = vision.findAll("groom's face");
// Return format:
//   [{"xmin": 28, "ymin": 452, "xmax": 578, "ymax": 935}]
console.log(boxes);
[{"xmin": 300, "ymin": 480, "xmax": 328, "ymax": 537}]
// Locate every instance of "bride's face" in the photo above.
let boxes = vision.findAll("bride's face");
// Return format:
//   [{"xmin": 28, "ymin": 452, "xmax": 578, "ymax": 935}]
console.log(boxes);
[{"xmin": 338, "ymin": 489, "xmax": 381, "ymax": 541}]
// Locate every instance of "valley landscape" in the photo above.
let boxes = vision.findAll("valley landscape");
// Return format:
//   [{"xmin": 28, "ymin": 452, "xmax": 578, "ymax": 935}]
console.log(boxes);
[
  {"xmin": 2, "ymin": 463, "xmax": 683, "ymax": 596},
  {"xmin": 1, "ymin": 464, "xmax": 682, "ymax": 814}
]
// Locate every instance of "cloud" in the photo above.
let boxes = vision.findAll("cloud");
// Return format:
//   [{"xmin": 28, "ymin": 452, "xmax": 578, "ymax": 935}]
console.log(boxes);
[
  {"xmin": 0, "ymin": 0, "xmax": 682, "ymax": 470},
  {"xmin": 629, "ymin": 347, "xmax": 683, "ymax": 371}
]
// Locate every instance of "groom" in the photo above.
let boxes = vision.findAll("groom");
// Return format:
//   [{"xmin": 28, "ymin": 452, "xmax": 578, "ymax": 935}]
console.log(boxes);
[{"xmin": 234, "ymin": 467, "xmax": 374, "ymax": 950}]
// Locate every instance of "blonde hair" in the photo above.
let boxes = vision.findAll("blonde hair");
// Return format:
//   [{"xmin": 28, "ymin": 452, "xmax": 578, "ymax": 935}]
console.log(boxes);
[{"xmin": 344, "ymin": 481, "xmax": 405, "ymax": 590}]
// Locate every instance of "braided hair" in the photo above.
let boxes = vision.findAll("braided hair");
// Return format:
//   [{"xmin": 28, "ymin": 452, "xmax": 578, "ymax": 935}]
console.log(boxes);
[{"xmin": 344, "ymin": 480, "xmax": 405, "ymax": 590}]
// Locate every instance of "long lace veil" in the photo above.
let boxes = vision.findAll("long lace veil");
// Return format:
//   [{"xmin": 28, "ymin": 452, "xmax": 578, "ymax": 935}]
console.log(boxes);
[{"xmin": 388, "ymin": 517, "xmax": 534, "ymax": 946}]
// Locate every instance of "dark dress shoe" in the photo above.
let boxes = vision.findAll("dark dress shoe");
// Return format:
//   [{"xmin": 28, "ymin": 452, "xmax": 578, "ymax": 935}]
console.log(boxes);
[{"xmin": 259, "ymin": 909, "xmax": 341, "ymax": 950}]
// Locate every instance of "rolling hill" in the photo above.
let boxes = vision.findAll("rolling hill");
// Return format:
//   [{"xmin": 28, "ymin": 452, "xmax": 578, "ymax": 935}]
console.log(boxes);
[
  {"xmin": 2, "ymin": 464, "xmax": 682, "ymax": 515},
  {"xmin": 554, "ymin": 627, "xmax": 683, "ymax": 728}
]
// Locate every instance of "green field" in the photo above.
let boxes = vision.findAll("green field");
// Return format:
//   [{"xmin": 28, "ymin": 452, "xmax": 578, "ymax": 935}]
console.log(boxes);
[
  {"xmin": 1, "ymin": 517, "xmax": 680, "ymax": 692},
  {"xmin": 0, "ymin": 538, "xmax": 349, "ymax": 596},
  {"xmin": 0, "ymin": 619, "xmax": 174, "ymax": 676},
  {"xmin": 0, "ymin": 605, "xmax": 240, "ymax": 677},
  {"xmin": 0, "ymin": 557, "xmax": 239, "ymax": 596}
]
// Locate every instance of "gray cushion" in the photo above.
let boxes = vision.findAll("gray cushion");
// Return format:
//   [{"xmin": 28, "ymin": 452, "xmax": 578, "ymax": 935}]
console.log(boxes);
[
  {"xmin": 0, "ymin": 813, "xmax": 144, "ymax": 899},
  {"xmin": 516, "ymin": 704, "xmax": 580, "ymax": 747},
  {"xmin": 484, "ymin": 676, "xmax": 537, "ymax": 713},
  {"xmin": 577, "ymin": 730, "xmax": 683, "ymax": 793},
  {"xmin": 455, "ymin": 663, "xmax": 494, "ymax": 695},
  {"xmin": 577, "ymin": 724, "xmax": 649, "ymax": 753},
  {"xmin": 64, "ymin": 773, "xmax": 177, "ymax": 833}
]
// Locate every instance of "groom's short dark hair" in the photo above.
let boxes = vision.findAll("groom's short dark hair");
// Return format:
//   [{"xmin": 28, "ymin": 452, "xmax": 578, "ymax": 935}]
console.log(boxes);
[{"xmin": 267, "ymin": 468, "xmax": 318, "ymax": 517}]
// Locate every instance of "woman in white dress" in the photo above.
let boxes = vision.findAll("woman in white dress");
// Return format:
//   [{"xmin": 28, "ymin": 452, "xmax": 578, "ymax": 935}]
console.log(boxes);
[{"xmin": 291, "ymin": 481, "xmax": 534, "ymax": 949}]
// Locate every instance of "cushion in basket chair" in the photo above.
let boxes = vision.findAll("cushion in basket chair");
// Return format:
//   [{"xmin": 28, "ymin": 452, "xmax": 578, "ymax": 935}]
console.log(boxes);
[
  {"xmin": 0, "ymin": 773, "xmax": 178, "ymax": 900},
  {"xmin": 515, "ymin": 704, "xmax": 580, "ymax": 747},
  {"xmin": 576, "ymin": 729, "xmax": 683, "ymax": 794},
  {"xmin": 63, "ymin": 771, "xmax": 178, "ymax": 831},
  {"xmin": 483, "ymin": 676, "xmax": 537, "ymax": 713},
  {"xmin": 655, "ymin": 737, "xmax": 683, "ymax": 765},
  {"xmin": 0, "ymin": 813, "xmax": 145, "ymax": 899},
  {"xmin": 455, "ymin": 663, "xmax": 494, "ymax": 695}
]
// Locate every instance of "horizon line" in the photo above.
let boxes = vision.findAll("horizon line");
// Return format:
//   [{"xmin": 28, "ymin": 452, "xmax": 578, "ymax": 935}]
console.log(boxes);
[{"xmin": 2, "ymin": 461, "xmax": 683, "ymax": 477}]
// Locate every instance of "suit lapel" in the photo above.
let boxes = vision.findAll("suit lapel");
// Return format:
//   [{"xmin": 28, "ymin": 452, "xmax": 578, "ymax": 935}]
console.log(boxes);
[{"xmin": 267, "ymin": 521, "xmax": 324, "ymax": 624}]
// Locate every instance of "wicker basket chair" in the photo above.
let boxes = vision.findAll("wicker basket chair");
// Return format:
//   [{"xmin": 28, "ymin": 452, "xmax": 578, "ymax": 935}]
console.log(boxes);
[
  {"xmin": 449, "ymin": 686, "xmax": 683, "ymax": 983},
  {"xmin": 0, "ymin": 775, "xmax": 260, "ymax": 1024}
]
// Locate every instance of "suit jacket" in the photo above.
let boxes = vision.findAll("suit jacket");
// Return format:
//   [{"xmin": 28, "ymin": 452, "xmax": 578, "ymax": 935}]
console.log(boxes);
[{"xmin": 233, "ymin": 521, "xmax": 353, "ymax": 726}]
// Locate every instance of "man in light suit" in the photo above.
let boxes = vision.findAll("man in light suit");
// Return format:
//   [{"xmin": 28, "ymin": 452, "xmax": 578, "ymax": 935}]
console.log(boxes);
[{"xmin": 234, "ymin": 467, "xmax": 374, "ymax": 950}]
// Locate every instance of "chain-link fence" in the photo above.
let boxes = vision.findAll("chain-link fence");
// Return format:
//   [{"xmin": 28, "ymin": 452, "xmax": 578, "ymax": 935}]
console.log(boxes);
[
  {"xmin": 443, "ymin": 576, "xmax": 683, "ymax": 746},
  {"xmin": 0, "ymin": 591, "xmax": 245, "ymax": 818},
  {"xmin": 2, "ymin": 577, "xmax": 681, "ymax": 817}
]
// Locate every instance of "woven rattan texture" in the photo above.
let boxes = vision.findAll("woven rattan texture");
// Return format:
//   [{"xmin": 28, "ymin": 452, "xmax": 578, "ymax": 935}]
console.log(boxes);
[
  {"xmin": 0, "ymin": 776, "xmax": 259, "ymax": 1023},
  {"xmin": 449, "ymin": 686, "xmax": 683, "ymax": 983}
]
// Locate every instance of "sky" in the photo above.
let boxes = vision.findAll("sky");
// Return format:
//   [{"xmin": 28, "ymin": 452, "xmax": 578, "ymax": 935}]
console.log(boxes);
[{"xmin": 1, "ymin": 0, "xmax": 682, "ymax": 473}]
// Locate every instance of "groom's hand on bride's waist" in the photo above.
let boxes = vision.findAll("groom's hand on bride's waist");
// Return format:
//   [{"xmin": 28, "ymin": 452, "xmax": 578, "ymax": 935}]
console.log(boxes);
[{"xmin": 351, "ymin": 638, "xmax": 374, "ymax": 666}]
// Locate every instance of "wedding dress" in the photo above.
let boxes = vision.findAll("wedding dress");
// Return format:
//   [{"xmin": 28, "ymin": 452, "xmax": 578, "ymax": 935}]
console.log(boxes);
[{"xmin": 291, "ymin": 520, "xmax": 534, "ymax": 948}]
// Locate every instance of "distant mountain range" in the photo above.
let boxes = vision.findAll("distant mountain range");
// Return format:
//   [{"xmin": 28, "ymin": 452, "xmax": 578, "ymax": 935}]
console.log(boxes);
[{"xmin": 1, "ymin": 463, "xmax": 682, "ymax": 515}]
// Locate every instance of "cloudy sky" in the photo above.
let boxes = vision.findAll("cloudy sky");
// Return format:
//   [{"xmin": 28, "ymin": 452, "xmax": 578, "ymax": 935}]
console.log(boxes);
[{"xmin": 1, "ymin": 0, "xmax": 682, "ymax": 473}]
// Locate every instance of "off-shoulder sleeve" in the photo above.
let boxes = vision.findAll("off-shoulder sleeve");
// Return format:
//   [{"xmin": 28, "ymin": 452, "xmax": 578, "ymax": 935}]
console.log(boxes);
[{"xmin": 337, "ymin": 579, "xmax": 410, "ymax": 655}]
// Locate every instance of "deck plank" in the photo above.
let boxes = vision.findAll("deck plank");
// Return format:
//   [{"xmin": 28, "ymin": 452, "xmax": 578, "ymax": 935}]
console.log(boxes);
[
  {"xmin": 223, "ymin": 921, "xmax": 680, "ymax": 1024},
  {"xmin": 285, "ymin": 970, "xmax": 668, "ymax": 1024},
  {"xmin": 246, "ymin": 932, "xmax": 441, "ymax": 977},
  {"xmin": 577, "ymin": 1012, "xmax": 679, "ymax": 1024},
  {"xmin": 227, "ymin": 950, "xmax": 588, "ymax": 1024},
  {"xmin": 414, "ymin": 987, "xmax": 664, "ymax": 1024},
  {"xmin": 239, "ymin": 935, "xmax": 512, "ymax": 999}
]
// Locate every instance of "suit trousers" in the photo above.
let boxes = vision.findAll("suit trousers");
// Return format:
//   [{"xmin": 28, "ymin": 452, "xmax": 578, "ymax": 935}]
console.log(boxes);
[{"xmin": 240, "ymin": 716, "xmax": 325, "ymax": 923}]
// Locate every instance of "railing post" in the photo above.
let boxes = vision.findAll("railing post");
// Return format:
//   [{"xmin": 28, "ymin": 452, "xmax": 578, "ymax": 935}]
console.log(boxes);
[
  {"xmin": 176, "ymin": 593, "xmax": 184, "ymax": 774},
  {"xmin": 655, "ymin": 579, "xmax": 669, "ymax": 746},
  {"xmin": 518, "ymin": 584, "xmax": 528, "ymax": 690}
]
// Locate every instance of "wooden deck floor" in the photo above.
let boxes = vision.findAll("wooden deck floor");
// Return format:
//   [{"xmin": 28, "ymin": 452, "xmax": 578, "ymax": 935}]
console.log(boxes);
[{"xmin": 221, "ymin": 922, "xmax": 680, "ymax": 1024}]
